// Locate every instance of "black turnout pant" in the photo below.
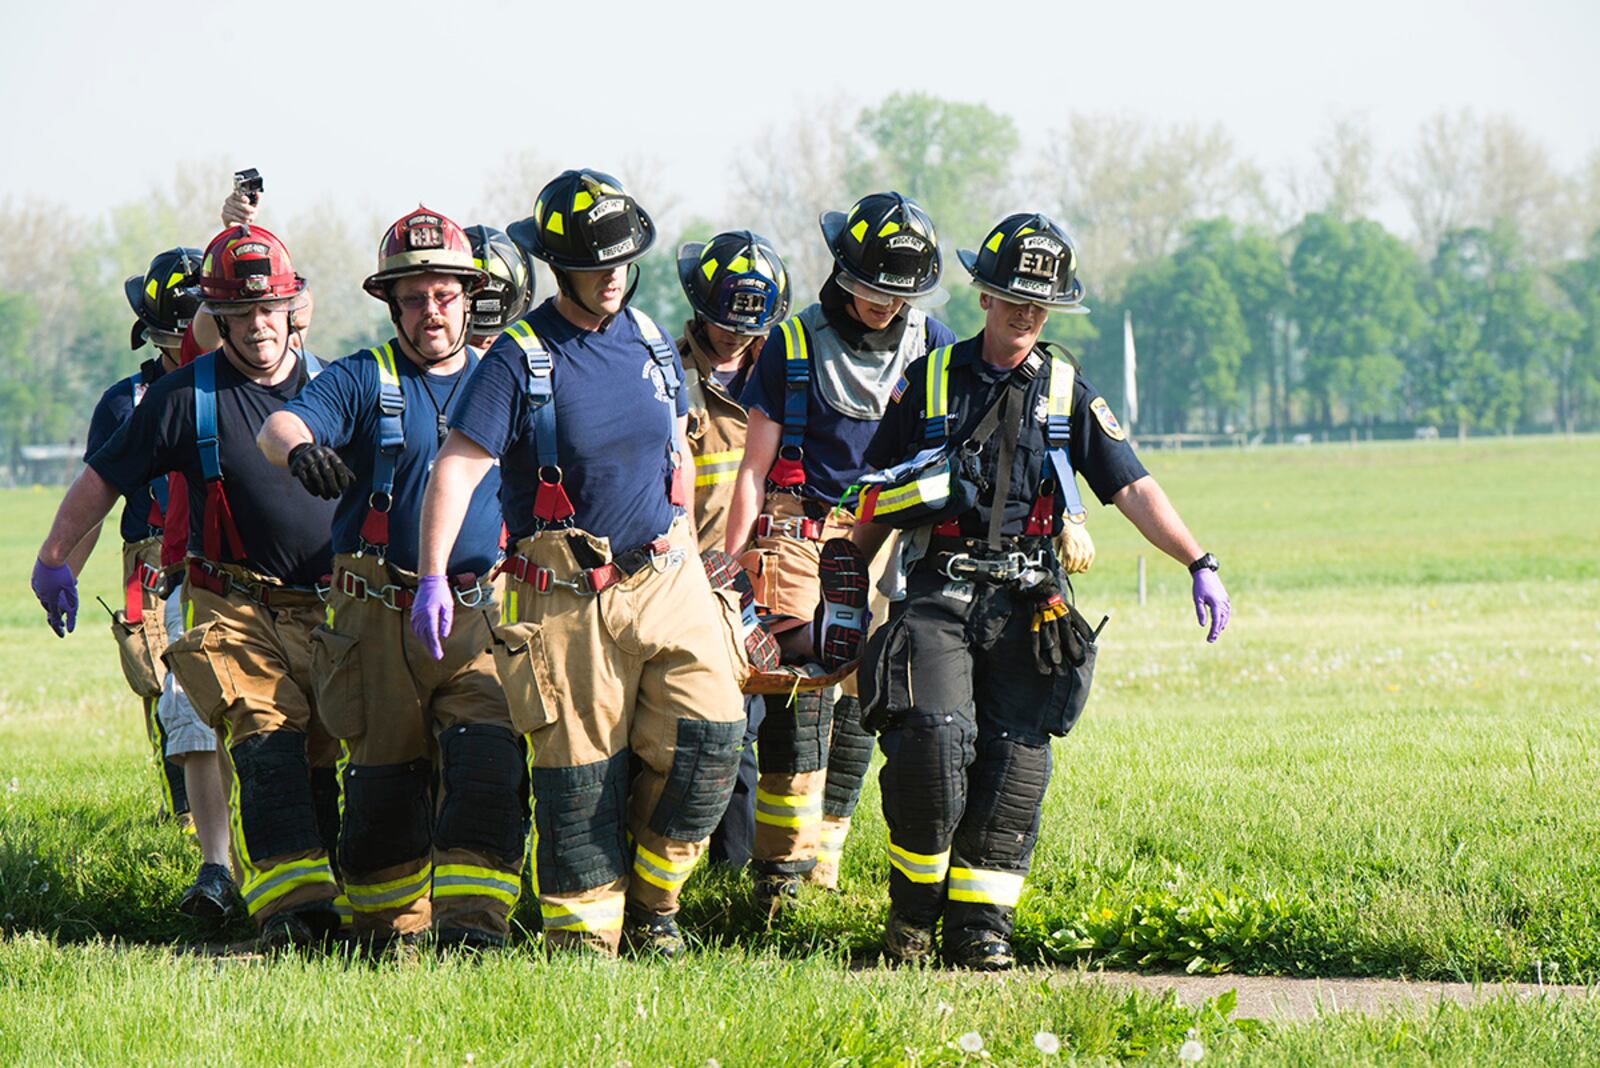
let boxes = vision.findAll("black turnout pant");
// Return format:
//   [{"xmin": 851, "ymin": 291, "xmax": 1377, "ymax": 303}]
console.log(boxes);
[{"xmin": 861, "ymin": 565, "xmax": 1083, "ymax": 950}]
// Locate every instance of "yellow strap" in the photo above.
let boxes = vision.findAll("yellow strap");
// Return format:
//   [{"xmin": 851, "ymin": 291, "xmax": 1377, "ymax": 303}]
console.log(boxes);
[
  {"xmin": 925, "ymin": 345, "xmax": 952, "ymax": 422},
  {"xmin": 372, "ymin": 342, "xmax": 400, "ymax": 387},
  {"xmin": 1048, "ymin": 351, "xmax": 1076, "ymax": 419}
]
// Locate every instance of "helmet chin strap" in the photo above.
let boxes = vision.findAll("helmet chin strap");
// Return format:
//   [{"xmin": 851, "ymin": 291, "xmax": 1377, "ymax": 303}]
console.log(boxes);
[
  {"xmin": 215, "ymin": 307, "xmax": 294, "ymax": 369},
  {"xmin": 554, "ymin": 264, "xmax": 640, "ymax": 325}
]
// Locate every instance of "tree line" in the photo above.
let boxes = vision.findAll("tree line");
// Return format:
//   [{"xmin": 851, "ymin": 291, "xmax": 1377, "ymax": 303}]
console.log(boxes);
[{"xmin": 3, "ymin": 96, "xmax": 1598, "ymax": 478}]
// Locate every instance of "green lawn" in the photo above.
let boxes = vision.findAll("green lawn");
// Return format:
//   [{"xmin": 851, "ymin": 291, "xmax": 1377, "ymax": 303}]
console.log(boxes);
[{"xmin": 3, "ymin": 437, "xmax": 1598, "ymax": 1063}]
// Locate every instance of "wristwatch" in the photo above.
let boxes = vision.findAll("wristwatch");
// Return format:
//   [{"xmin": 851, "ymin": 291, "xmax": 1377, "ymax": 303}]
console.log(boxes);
[{"xmin": 1187, "ymin": 552, "xmax": 1219, "ymax": 574}]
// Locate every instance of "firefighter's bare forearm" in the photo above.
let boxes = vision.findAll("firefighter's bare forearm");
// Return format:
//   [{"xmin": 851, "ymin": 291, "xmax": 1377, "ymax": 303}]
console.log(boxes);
[
  {"xmin": 1112, "ymin": 475, "xmax": 1204, "ymax": 566},
  {"xmin": 417, "ymin": 432, "xmax": 494, "ymax": 576},
  {"xmin": 39, "ymin": 468, "xmax": 121, "ymax": 569}
]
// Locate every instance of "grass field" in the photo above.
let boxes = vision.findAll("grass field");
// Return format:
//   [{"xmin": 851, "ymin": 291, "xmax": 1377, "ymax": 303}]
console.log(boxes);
[{"xmin": 3, "ymin": 436, "xmax": 1598, "ymax": 1064}]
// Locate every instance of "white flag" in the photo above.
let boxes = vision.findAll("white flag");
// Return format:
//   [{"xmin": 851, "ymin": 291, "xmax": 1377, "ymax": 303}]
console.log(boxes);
[{"xmin": 1123, "ymin": 310, "xmax": 1139, "ymax": 428}]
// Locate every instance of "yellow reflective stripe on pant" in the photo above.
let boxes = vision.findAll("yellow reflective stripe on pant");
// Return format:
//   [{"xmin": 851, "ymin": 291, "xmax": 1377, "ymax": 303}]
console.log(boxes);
[
  {"xmin": 947, "ymin": 866, "xmax": 1025, "ymax": 907},
  {"xmin": 631, "ymin": 844, "xmax": 698, "ymax": 892},
  {"xmin": 344, "ymin": 863, "xmax": 434, "ymax": 913},
  {"xmin": 694, "ymin": 449, "xmax": 742, "ymax": 488},
  {"xmin": 817, "ymin": 820, "xmax": 848, "ymax": 861},
  {"xmin": 754, "ymin": 787, "xmax": 822, "ymax": 829},
  {"xmin": 541, "ymin": 895, "xmax": 625, "ymax": 933},
  {"xmin": 433, "ymin": 864, "xmax": 522, "ymax": 907},
  {"xmin": 241, "ymin": 857, "xmax": 339, "ymax": 916},
  {"xmin": 887, "ymin": 840, "xmax": 950, "ymax": 884}
]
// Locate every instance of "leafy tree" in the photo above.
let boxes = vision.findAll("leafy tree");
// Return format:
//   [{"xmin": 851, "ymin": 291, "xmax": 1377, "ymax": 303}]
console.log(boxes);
[
  {"xmin": 1288, "ymin": 214, "xmax": 1422, "ymax": 427},
  {"xmin": 1122, "ymin": 253, "xmax": 1248, "ymax": 433},
  {"xmin": 1550, "ymin": 229, "xmax": 1600, "ymax": 431}
]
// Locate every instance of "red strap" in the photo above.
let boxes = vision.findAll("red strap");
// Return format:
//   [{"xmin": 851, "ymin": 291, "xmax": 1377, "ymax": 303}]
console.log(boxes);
[
  {"xmin": 1024, "ymin": 492, "xmax": 1055, "ymax": 536},
  {"xmin": 857, "ymin": 486, "xmax": 880, "ymax": 525},
  {"xmin": 146, "ymin": 496, "xmax": 164, "ymax": 530},
  {"xmin": 202, "ymin": 481, "xmax": 246, "ymax": 563},
  {"xmin": 124, "ymin": 569, "xmax": 144, "ymax": 624},
  {"xmin": 161, "ymin": 474, "xmax": 189, "ymax": 568},
  {"xmin": 767, "ymin": 456, "xmax": 805, "ymax": 488},
  {"xmin": 669, "ymin": 461, "xmax": 689, "ymax": 507},
  {"xmin": 499, "ymin": 522, "xmax": 508, "ymax": 551},
  {"xmin": 533, "ymin": 480, "xmax": 576, "ymax": 523},
  {"xmin": 586, "ymin": 563, "xmax": 622, "ymax": 593},
  {"xmin": 359, "ymin": 508, "xmax": 389, "ymax": 547},
  {"xmin": 932, "ymin": 517, "xmax": 962, "ymax": 537}
]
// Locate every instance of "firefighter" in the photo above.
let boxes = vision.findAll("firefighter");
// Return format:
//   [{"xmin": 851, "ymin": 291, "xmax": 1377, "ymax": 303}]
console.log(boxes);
[
  {"xmin": 257, "ymin": 207, "xmax": 528, "ymax": 951},
  {"xmin": 73, "ymin": 246, "xmax": 244, "ymax": 917},
  {"xmin": 723, "ymin": 192, "xmax": 957, "ymax": 907},
  {"xmin": 412, "ymin": 169, "xmax": 746, "ymax": 957},
  {"xmin": 463, "ymin": 224, "xmax": 535, "ymax": 353},
  {"xmin": 674, "ymin": 230, "xmax": 791, "ymax": 865},
  {"xmin": 854, "ymin": 213, "xmax": 1231, "ymax": 969},
  {"xmin": 33, "ymin": 224, "xmax": 344, "ymax": 949}
]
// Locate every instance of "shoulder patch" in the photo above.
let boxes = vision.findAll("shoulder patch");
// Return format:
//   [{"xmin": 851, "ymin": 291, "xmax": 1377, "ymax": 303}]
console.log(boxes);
[
  {"xmin": 1090, "ymin": 396, "xmax": 1126, "ymax": 441},
  {"xmin": 890, "ymin": 374, "xmax": 909, "ymax": 403}
]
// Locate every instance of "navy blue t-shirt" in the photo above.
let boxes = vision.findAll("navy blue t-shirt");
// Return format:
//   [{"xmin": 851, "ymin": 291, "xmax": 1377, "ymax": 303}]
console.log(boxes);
[
  {"xmin": 741, "ymin": 312, "xmax": 956, "ymax": 501},
  {"xmin": 451, "ymin": 300, "xmax": 689, "ymax": 551},
  {"xmin": 87, "ymin": 351, "xmax": 335, "ymax": 587},
  {"xmin": 284, "ymin": 343, "xmax": 503, "ymax": 577},
  {"xmin": 85, "ymin": 359, "xmax": 167, "ymax": 544}
]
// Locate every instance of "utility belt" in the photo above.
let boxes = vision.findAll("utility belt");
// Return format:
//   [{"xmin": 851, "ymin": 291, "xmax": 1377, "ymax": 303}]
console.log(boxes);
[
  {"xmin": 333, "ymin": 565, "xmax": 492, "ymax": 612},
  {"xmin": 755, "ymin": 513, "xmax": 827, "ymax": 542},
  {"xmin": 755, "ymin": 491, "xmax": 853, "ymax": 542},
  {"xmin": 124, "ymin": 557, "xmax": 169, "ymax": 619},
  {"xmin": 186, "ymin": 560, "xmax": 325, "ymax": 608},
  {"xmin": 923, "ymin": 535, "xmax": 1055, "ymax": 586},
  {"xmin": 499, "ymin": 533, "xmax": 680, "ymax": 597}
]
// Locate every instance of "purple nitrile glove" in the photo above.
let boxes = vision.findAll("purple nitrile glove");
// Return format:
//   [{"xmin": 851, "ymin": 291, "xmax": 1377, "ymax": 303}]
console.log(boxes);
[
  {"xmin": 1192, "ymin": 569, "xmax": 1230, "ymax": 643},
  {"xmin": 410, "ymin": 575, "xmax": 453, "ymax": 661},
  {"xmin": 31, "ymin": 558, "xmax": 78, "ymax": 637}
]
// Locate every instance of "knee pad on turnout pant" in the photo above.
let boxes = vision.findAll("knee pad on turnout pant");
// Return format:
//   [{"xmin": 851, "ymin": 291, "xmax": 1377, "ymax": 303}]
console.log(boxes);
[
  {"xmin": 437, "ymin": 724, "xmax": 528, "ymax": 865},
  {"xmin": 340, "ymin": 757, "xmax": 432, "ymax": 875},
  {"xmin": 530, "ymin": 751, "xmax": 630, "ymax": 894}
]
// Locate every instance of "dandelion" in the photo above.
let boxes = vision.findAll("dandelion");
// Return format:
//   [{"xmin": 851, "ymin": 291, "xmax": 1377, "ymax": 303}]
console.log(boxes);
[
  {"xmin": 1179, "ymin": 1037, "xmax": 1205, "ymax": 1062},
  {"xmin": 958, "ymin": 1031, "xmax": 984, "ymax": 1054},
  {"xmin": 37, "ymin": 882, "xmax": 48, "ymax": 894},
  {"xmin": 464, "ymin": 1055, "xmax": 475, "ymax": 1066},
  {"xmin": 6, "ymin": 777, "xmax": 17, "ymax": 793},
  {"xmin": 706, "ymin": 1060, "xmax": 721, "ymax": 1068},
  {"xmin": 936, "ymin": 1001, "xmax": 954, "ymax": 1018},
  {"xmin": 1033, "ymin": 1031, "xmax": 1061, "ymax": 1055}
]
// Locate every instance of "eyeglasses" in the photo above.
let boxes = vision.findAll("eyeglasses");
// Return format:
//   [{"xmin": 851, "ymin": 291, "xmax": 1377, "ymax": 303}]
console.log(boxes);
[{"xmin": 395, "ymin": 290, "xmax": 464, "ymax": 313}]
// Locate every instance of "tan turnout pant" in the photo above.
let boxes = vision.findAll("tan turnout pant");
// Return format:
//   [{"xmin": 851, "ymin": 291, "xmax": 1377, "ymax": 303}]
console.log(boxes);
[{"xmin": 493, "ymin": 517, "xmax": 746, "ymax": 953}]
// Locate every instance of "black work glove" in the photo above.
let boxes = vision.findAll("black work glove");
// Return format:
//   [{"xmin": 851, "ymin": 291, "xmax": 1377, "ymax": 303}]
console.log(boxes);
[{"xmin": 287, "ymin": 442, "xmax": 355, "ymax": 500}]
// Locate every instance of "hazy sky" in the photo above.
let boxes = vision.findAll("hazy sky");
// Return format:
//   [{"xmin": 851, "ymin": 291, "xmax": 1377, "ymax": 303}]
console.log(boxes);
[{"xmin": 6, "ymin": 0, "xmax": 1597, "ymax": 234}]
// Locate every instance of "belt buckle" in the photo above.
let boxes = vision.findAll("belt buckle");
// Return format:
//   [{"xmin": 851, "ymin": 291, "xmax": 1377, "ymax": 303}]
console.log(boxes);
[
  {"xmin": 454, "ymin": 583, "xmax": 486, "ymax": 609},
  {"xmin": 339, "ymin": 570, "xmax": 369, "ymax": 601},
  {"xmin": 378, "ymin": 584, "xmax": 405, "ymax": 612}
]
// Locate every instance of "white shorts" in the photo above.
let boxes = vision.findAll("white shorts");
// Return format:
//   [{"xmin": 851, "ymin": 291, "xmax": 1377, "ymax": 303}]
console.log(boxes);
[{"xmin": 157, "ymin": 591, "xmax": 216, "ymax": 757}]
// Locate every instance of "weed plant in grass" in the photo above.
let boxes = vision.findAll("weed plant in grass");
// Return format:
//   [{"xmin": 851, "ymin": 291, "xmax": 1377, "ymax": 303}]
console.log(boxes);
[{"xmin": 3, "ymin": 439, "xmax": 1599, "ymax": 987}]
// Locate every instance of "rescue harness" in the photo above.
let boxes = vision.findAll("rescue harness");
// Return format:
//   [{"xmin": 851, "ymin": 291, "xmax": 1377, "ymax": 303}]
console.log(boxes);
[
  {"xmin": 191, "ymin": 348, "xmax": 323, "ymax": 573},
  {"xmin": 498, "ymin": 309, "xmax": 686, "ymax": 595},
  {"xmin": 855, "ymin": 343, "xmax": 1087, "ymax": 542}
]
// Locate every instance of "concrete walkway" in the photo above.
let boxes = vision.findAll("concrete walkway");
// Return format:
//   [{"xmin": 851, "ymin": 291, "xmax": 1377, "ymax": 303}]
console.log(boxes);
[{"xmin": 1077, "ymin": 968, "xmax": 1596, "ymax": 1021}]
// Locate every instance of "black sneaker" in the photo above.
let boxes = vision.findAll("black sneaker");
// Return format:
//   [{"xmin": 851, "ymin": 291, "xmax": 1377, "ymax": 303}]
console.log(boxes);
[
  {"xmin": 179, "ymin": 863, "xmax": 237, "ymax": 920},
  {"xmin": 883, "ymin": 908, "xmax": 936, "ymax": 964},
  {"xmin": 621, "ymin": 909, "xmax": 686, "ymax": 959},
  {"xmin": 437, "ymin": 926, "xmax": 507, "ymax": 955},
  {"xmin": 946, "ymin": 930, "xmax": 1015, "ymax": 971}
]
